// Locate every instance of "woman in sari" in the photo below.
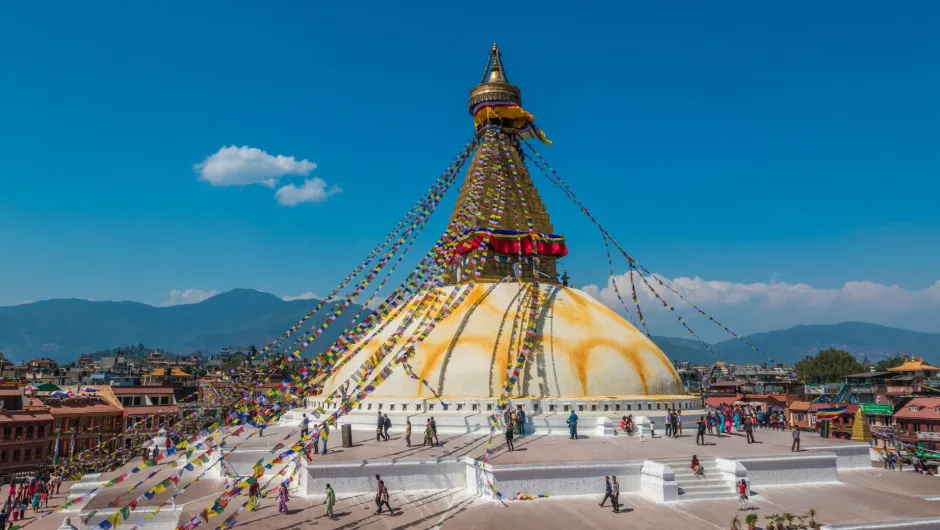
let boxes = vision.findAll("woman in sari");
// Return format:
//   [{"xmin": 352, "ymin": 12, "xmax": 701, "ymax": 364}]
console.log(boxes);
[{"xmin": 277, "ymin": 481, "xmax": 290, "ymax": 514}]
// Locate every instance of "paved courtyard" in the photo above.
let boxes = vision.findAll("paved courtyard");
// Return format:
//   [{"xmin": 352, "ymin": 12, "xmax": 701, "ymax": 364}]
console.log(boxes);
[{"xmin": 21, "ymin": 423, "xmax": 940, "ymax": 530}]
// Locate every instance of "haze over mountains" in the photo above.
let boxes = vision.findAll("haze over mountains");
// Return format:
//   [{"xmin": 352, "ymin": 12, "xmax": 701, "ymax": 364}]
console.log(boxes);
[{"xmin": 1, "ymin": 289, "xmax": 937, "ymax": 365}]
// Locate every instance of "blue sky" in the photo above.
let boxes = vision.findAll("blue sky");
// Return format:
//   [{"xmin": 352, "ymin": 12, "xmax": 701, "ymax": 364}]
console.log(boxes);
[{"xmin": 1, "ymin": 2, "xmax": 939, "ymax": 337}]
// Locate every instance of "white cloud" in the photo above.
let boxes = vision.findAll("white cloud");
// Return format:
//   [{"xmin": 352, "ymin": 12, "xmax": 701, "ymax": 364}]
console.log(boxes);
[
  {"xmin": 194, "ymin": 146, "xmax": 317, "ymax": 187},
  {"xmin": 582, "ymin": 272, "xmax": 940, "ymax": 341},
  {"xmin": 161, "ymin": 288, "xmax": 218, "ymax": 307},
  {"xmin": 275, "ymin": 177, "xmax": 341, "ymax": 206},
  {"xmin": 282, "ymin": 291, "xmax": 321, "ymax": 302}
]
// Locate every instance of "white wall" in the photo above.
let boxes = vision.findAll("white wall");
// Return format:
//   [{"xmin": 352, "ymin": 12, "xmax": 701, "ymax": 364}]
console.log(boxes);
[
  {"xmin": 732, "ymin": 453, "xmax": 838, "ymax": 486},
  {"xmin": 492, "ymin": 461, "xmax": 644, "ymax": 497},
  {"xmin": 301, "ymin": 458, "xmax": 471, "ymax": 496}
]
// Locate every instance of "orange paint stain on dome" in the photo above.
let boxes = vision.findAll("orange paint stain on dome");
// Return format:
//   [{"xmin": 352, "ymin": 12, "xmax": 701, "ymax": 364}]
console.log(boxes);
[
  {"xmin": 573, "ymin": 286, "xmax": 684, "ymax": 391},
  {"xmin": 555, "ymin": 335, "xmax": 651, "ymax": 395}
]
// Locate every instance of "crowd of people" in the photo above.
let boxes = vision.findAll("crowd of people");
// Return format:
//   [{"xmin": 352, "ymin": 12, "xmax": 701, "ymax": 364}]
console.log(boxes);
[{"xmin": 0, "ymin": 472, "xmax": 62, "ymax": 529}]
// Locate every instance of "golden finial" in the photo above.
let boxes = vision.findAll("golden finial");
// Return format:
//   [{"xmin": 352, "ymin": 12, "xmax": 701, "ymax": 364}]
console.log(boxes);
[{"xmin": 470, "ymin": 43, "xmax": 522, "ymax": 114}]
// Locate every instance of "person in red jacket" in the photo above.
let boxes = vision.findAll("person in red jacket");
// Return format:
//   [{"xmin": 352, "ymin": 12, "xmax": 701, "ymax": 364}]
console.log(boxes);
[{"xmin": 737, "ymin": 479, "xmax": 748, "ymax": 510}]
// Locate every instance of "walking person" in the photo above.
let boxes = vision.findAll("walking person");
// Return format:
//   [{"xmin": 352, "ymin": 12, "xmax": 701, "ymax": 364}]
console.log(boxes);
[
  {"xmin": 405, "ymin": 420, "xmax": 412, "ymax": 447},
  {"xmin": 706, "ymin": 412, "xmax": 714, "ymax": 436},
  {"xmin": 696, "ymin": 416, "xmax": 706, "ymax": 445},
  {"xmin": 517, "ymin": 408, "xmax": 526, "ymax": 437},
  {"xmin": 382, "ymin": 413, "xmax": 391, "ymax": 441},
  {"xmin": 319, "ymin": 424, "xmax": 329, "ymax": 455},
  {"xmin": 664, "ymin": 410, "xmax": 673, "ymax": 438},
  {"xmin": 745, "ymin": 417, "xmax": 755, "ymax": 444},
  {"xmin": 511, "ymin": 410, "xmax": 520, "ymax": 436},
  {"xmin": 248, "ymin": 480, "xmax": 261, "ymax": 511},
  {"xmin": 376, "ymin": 412, "xmax": 385, "ymax": 442},
  {"xmin": 423, "ymin": 419, "xmax": 433, "ymax": 446},
  {"xmin": 675, "ymin": 410, "xmax": 682, "ymax": 437},
  {"xmin": 300, "ymin": 413, "xmax": 310, "ymax": 438},
  {"xmin": 504, "ymin": 423, "xmax": 515, "ymax": 452},
  {"xmin": 737, "ymin": 479, "xmax": 748, "ymax": 511},
  {"xmin": 374, "ymin": 475, "xmax": 393, "ymax": 515},
  {"xmin": 324, "ymin": 483, "xmax": 336, "ymax": 519},
  {"xmin": 430, "ymin": 416, "xmax": 439, "ymax": 446},
  {"xmin": 276, "ymin": 480, "xmax": 290, "ymax": 514},
  {"xmin": 791, "ymin": 428, "xmax": 800, "ymax": 452},
  {"xmin": 567, "ymin": 410, "xmax": 579, "ymax": 440},
  {"xmin": 611, "ymin": 476, "xmax": 621, "ymax": 513},
  {"xmin": 599, "ymin": 476, "xmax": 613, "ymax": 508}
]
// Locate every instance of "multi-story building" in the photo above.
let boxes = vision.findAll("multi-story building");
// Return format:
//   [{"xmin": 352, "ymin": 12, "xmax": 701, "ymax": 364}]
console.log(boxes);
[
  {"xmin": 0, "ymin": 389, "xmax": 54, "ymax": 477},
  {"xmin": 37, "ymin": 388, "xmax": 122, "ymax": 461},
  {"xmin": 860, "ymin": 403, "xmax": 896, "ymax": 451},
  {"xmin": 894, "ymin": 397, "xmax": 940, "ymax": 452},
  {"xmin": 110, "ymin": 386, "xmax": 181, "ymax": 452}
]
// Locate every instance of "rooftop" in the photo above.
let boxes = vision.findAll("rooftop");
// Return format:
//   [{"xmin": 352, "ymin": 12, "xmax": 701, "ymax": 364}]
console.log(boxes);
[
  {"xmin": 894, "ymin": 397, "xmax": 940, "ymax": 421},
  {"xmin": 889, "ymin": 357, "xmax": 940, "ymax": 373}
]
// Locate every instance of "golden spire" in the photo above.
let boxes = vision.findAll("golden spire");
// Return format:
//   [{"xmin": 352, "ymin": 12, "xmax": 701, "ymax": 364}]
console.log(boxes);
[{"xmin": 469, "ymin": 43, "xmax": 522, "ymax": 113}]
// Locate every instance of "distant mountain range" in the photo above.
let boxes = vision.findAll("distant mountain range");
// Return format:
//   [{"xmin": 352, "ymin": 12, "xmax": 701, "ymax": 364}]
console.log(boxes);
[{"xmin": 1, "ymin": 289, "xmax": 938, "ymax": 365}]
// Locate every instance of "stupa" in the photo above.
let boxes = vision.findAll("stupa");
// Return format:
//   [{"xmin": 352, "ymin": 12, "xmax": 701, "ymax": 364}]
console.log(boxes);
[{"xmin": 318, "ymin": 45, "xmax": 693, "ymax": 416}]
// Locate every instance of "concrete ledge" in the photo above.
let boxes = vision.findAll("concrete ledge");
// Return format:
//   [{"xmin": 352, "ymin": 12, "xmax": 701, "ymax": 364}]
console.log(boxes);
[
  {"xmin": 731, "ymin": 453, "xmax": 838, "ymax": 486},
  {"xmin": 809, "ymin": 442, "xmax": 873, "ymax": 470},
  {"xmin": 65, "ymin": 478, "xmax": 106, "ymax": 513},
  {"xmin": 640, "ymin": 461, "xmax": 678, "ymax": 503},
  {"xmin": 493, "ymin": 461, "xmax": 643, "ymax": 497},
  {"xmin": 715, "ymin": 458, "xmax": 749, "ymax": 494},
  {"xmin": 594, "ymin": 417, "xmax": 615, "ymax": 437},
  {"xmin": 820, "ymin": 517, "xmax": 940, "ymax": 530},
  {"xmin": 300, "ymin": 457, "xmax": 475, "ymax": 496}
]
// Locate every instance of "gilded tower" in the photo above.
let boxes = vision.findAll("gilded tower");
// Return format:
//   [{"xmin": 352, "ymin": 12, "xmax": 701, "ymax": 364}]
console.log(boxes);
[{"xmin": 447, "ymin": 44, "xmax": 566, "ymax": 285}]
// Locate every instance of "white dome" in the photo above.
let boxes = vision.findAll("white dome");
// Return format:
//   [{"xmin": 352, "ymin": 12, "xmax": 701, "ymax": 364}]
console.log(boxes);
[{"xmin": 324, "ymin": 283, "xmax": 684, "ymax": 399}]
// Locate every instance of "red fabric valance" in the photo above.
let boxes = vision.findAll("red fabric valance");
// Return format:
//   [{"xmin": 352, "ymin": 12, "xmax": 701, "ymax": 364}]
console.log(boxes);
[{"xmin": 454, "ymin": 233, "xmax": 568, "ymax": 258}]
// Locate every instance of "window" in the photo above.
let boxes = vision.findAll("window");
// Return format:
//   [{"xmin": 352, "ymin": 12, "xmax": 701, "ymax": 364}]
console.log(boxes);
[
  {"xmin": 134, "ymin": 396, "xmax": 142, "ymax": 406},
  {"xmin": 0, "ymin": 451, "xmax": 6, "ymax": 463},
  {"xmin": 15, "ymin": 427, "xmax": 22, "ymax": 439},
  {"xmin": 2, "ymin": 427, "xmax": 10, "ymax": 439},
  {"xmin": 12, "ymin": 449, "xmax": 20, "ymax": 462},
  {"xmin": 23, "ymin": 448, "xmax": 31, "ymax": 461},
  {"xmin": 26, "ymin": 426, "xmax": 33, "ymax": 439}
]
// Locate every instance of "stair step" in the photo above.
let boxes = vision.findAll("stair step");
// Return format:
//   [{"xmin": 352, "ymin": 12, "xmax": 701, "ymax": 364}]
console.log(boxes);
[
  {"xmin": 679, "ymin": 483, "xmax": 733, "ymax": 492},
  {"xmin": 676, "ymin": 491, "xmax": 738, "ymax": 501}
]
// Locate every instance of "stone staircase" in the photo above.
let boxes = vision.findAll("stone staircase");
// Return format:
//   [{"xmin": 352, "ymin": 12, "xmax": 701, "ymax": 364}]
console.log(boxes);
[{"xmin": 656, "ymin": 457, "xmax": 737, "ymax": 501}]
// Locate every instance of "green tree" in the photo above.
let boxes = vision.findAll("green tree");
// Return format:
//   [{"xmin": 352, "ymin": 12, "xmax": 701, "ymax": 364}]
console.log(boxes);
[
  {"xmin": 874, "ymin": 354, "xmax": 906, "ymax": 372},
  {"xmin": 794, "ymin": 348, "xmax": 864, "ymax": 383}
]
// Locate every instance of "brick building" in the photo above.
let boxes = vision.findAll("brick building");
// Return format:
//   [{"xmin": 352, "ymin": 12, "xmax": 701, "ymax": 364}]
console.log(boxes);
[
  {"xmin": 894, "ymin": 397, "xmax": 940, "ymax": 452},
  {"xmin": 110, "ymin": 387, "xmax": 180, "ymax": 452},
  {"xmin": 0, "ymin": 389, "xmax": 54, "ymax": 476}
]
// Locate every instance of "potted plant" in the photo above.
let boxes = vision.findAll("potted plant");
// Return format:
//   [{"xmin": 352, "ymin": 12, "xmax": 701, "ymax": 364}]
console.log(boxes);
[
  {"xmin": 774, "ymin": 514, "xmax": 786, "ymax": 530},
  {"xmin": 783, "ymin": 512, "xmax": 796, "ymax": 529},
  {"xmin": 731, "ymin": 515, "xmax": 742, "ymax": 530},
  {"xmin": 746, "ymin": 513, "xmax": 759, "ymax": 530},
  {"xmin": 765, "ymin": 514, "xmax": 779, "ymax": 530},
  {"xmin": 808, "ymin": 508, "xmax": 819, "ymax": 529}
]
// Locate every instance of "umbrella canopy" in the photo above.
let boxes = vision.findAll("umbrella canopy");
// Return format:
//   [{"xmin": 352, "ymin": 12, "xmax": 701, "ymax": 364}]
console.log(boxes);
[
  {"xmin": 37, "ymin": 383, "xmax": 61, "ymax": 392},
  {"xmin": 24, "ymin": 385, "xmax": 37, "ymax": 391}
]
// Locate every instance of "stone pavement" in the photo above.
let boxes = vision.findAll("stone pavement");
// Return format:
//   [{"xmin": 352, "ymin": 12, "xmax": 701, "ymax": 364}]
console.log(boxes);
[{"xmin": 21, "ymin": 423, "xmax": 940, "ymax": 530}]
